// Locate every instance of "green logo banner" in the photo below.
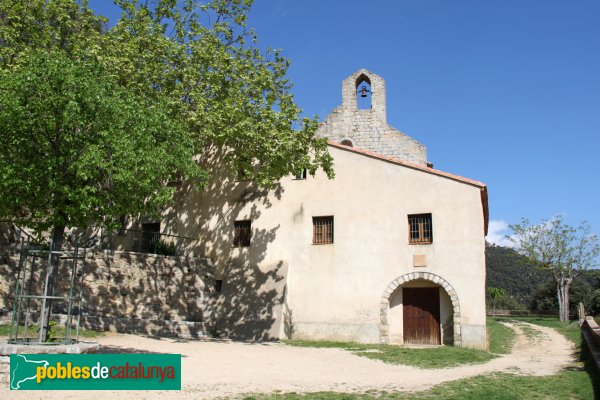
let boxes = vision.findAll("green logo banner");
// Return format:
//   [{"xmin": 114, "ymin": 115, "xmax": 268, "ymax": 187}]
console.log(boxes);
[{"xmin": 10, "ymin": 354, "xmax": 181, "ymax": 390}]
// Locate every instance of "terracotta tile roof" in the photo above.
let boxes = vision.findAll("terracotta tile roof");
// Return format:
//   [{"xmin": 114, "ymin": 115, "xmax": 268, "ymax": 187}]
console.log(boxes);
[{"xmin": 327, "ymin": 140, "xmax": 489, "ymax": 235}]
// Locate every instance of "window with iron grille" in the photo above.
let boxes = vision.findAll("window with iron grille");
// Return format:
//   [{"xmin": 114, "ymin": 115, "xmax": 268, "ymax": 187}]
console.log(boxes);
[
  {"xmin": 313, "ymin": 216, "xmax": 334, "ymax": 244},
  {"xmin": 141, "ymin": 222, "xmax": 160, "ymax": 253},
  {"xmin": 408, "ymin": 214, "xmax": 433, "ymax": 244},
  {"xmin": 234, "ymin": 220, "xmax": 251, "ymax": 247}
]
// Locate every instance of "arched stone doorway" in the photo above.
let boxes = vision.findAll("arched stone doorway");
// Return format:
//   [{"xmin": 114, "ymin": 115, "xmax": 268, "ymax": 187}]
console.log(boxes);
[{"xmin": 379, "ymin": 272, "xmax": 461, "ymax": 346}]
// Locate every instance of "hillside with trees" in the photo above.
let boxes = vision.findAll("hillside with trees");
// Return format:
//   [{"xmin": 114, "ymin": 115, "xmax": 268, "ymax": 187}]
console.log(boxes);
[
  {"xmin": 486, "ymin": 242, "xmax": 549, "ymax": 307},
  {"xmin": 486, "ymin": 242, "xmax": 600, "ymax": 316}
]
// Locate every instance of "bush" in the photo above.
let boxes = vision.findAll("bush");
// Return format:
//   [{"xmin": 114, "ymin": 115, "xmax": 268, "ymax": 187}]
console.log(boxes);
[{"xmin": 153, "ymin": 239, "xmax": 176, "ymax": 256}]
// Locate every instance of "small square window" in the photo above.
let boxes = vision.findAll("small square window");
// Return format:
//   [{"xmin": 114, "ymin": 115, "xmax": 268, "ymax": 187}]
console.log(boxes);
[
  {"xmin": 408, "ymin": 214, "xmax": 433, "ymax": 244},
  {"xmin": 294, "ymin": 168, "xmax": 307, "ymax": 180},
  {"xmin": 313, "ymin": 216, "xmax": 334, "ymax": 244},
  {"xmin": 214, "ymin": 279, "xmax": 223, "ymax": 293},
  {"xmin": 234, "ymin": 220, "xmax": 251, "ymax": 247}
]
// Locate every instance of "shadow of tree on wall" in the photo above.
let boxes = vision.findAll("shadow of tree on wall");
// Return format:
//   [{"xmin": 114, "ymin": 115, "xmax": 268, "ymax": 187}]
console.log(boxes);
[
  {"xmin": 81, "ymin": 252, "xmax": 212, "ymax": 338},
  {"xmin": 0, "ymin": 149, "xmax": 290, "ymax": 342},
  {"xmin": 282, "ymin": 285, "xmax": 295, "ymax": 339},
  {"xmin": 162, "ymin": 148, "xmax": 289, "ymax": 341},
  {"xmin": 0, "ymin": 240, "xmax": 212, "ymax": 339}
]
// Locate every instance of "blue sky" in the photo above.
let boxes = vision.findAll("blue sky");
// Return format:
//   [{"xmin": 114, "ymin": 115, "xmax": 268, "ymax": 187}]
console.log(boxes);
[{"xmin": 88, "ymin": 1, "xmax": 600, "ymax": 246}]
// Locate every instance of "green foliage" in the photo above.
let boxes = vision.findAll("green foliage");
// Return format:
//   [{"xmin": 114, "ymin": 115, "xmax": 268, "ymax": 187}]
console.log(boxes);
[
  {"xmin": 285, "ymin": 339, "xmax": 496, "ymax": 369},
  {"xmin": 487, "ymin": 287, "xmax": 507, "ymax": 314},
  {"xmin": 100, "ymin": 0, "xmax": 334, "ymax": 185},
  {"xmin": 530, "ymin": 278, "xmax": 597, "ymax": 317},
  {"xmin": 487, "ymin": 242, "xmax": 600, "ymax": 315},
  {"xmin": 0, "ymin": 0, "xmax": 106, "ymax": 66},
  {"xmin": 36, "ymin": 321, "xmax": 59, "ymax": 343},
  {"xmin": 0, "ymin": 50, "xmax": 204, "ymax": 233},
  {"xmin": 494, "ymin": 295, "xmax": 528, "ymax": 311},
  {"xmin": 486, "ymin": 242, "xmax": 550, "ymax": 307},
  {"xmin": 0, "ymin": 0, "xmax": 334, "ymax": 234},
  {"xmin": 590, "ymin": 288, "xmax": 600, "ymax": 316},
  {"xmin": 509, "ymin": 216, "xmax": 600, "ymax": 321},
  {"xmin": 0, "ymin": 323, "xmax": 104, "ymax": 338},
  {"xmin": 486, "ymin": 318, "xmax": 515, "ymax": 354},
  {"xmin": 509, "ymin": 217, "xmax": 600, "ymax": 277},
  {"xmin": 153, "ymin": 239, "xmax": 176, "ymax": 256},
  {"xmin": 487, "ymin": 287, "xmax": 506, "ymax": 299}
]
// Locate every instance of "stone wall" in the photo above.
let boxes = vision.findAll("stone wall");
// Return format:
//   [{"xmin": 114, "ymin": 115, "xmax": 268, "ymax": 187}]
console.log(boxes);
[
  {"xmin": 581, "ymin": 316, "xmax": 600, "ymax": 371},
  {"xmin": 316, "ymin": 69, "xmax": 428, "ymax": 165},
  {"xmin": 0, "ymin": 243, "xmax": 289, "ymax": 340},
  {"xmin": 0, "ymin": 244, "xmax": 216, "ymax": 338}
]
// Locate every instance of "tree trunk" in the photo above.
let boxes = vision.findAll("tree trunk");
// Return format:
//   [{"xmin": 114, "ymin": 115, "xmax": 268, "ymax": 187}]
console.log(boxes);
[
  {"xmin": 556, "ymin": 278, "xmax": 572, "ymax": 322},
  {"xmin": 39, "ymin": 225, "xmax": 65, "ymax": 342}
]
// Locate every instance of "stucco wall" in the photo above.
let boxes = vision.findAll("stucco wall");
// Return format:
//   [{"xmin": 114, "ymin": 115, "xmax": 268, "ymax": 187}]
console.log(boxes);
[{"xmin": 161, "ymin": 144, "xmax": 487, "ymax": 348}]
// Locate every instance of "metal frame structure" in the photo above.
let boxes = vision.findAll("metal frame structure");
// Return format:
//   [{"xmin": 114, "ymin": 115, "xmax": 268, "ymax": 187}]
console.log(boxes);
[
  {"xmin": 8, "ymin": 235, "xmax": 87, "ymax": 345},
  {"xmin": 5, "ymin": 223, "xmax": 198, "ymax": 345}
]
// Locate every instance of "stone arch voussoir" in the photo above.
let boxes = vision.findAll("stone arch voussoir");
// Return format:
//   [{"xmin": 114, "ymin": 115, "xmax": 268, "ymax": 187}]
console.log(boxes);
[{"xmin": 379, "ymin": 272, "xmax": 462, "ymax": 346}]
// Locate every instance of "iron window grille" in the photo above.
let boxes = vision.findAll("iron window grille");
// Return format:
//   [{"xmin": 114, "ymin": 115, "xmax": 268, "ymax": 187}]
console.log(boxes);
[
  {"xmin": 234, "ymin": 220, "xmax": 251, "ymax": 247},
  {"xmin": 141, "ymin": 222, "xmax": 161, "ymax": 253},
  {"xmin": 313, "ymin": 216, "xmax": 334, "ymax": 244},
  {"xmin": 408, "ymin": 214, "xmax": 433, "ymax": 244}
]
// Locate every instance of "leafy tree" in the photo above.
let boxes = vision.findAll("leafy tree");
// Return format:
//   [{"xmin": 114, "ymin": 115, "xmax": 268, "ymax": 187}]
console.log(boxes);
[
  {"xmin": 0, "ymin": 50, "xmax": 203, "ymax": 339},
  {"xmin": 0, "ymin": 0, "xmax": 334, "ymax": 340},
  {"xmin": 487, "ymin": 287, "xmax": 506, "ymax": 315},
  {"xmin": 509, "ymin": 216, "xmax": 600, "ymax": 321},
  {"xmin": 0, "ymin": 0, "xmax": 106, "ymax": 66},
  {"xmin": 590, "ymin": 289, "xmax": 600, "ymax": 317},
  {"xmin": 0, "ymin": 0, "xmax": 333, "ymax": 185},
  {"xmin": 101, "ymin": 0, "xmax": 333, "ymax": 185}
]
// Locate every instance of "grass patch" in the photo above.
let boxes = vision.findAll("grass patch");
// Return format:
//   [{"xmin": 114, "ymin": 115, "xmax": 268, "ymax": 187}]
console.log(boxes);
[
  {"xmin": 245, "ymin": 369, "xmax": 595, "ymax": 400},
  {"xmin": 493, "ymin": 316, "xmax": 582, "ymax": 348},
  {"xmin": 0, "ymin": 323, "xmax": 104, "ymax": 338},
  {"xmin": 284, "ymin": 339, "xmax": 496, "ymax": 368},
  {"xmin": 268, "ymin": 316, "xmax": 599, "ymax": 399},
  {"xmin": 486, "ymin": 318, "xmax": 516, "ymax": 354},
  {"xmin": 284, "ymin": 318, "xmax": 513, "ymax": 369}
]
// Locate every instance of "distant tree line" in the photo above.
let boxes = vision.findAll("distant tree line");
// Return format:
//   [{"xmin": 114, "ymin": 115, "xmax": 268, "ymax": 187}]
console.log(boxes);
[{"xmin": 486, "ymin": 242, "xmax": 600, "ymax": 318}]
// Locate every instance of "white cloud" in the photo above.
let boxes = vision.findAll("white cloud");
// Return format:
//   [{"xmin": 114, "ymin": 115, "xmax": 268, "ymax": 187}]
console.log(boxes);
[{"xmin": 486, "ymin": 220, "xmax": 514, "ymax": 247}]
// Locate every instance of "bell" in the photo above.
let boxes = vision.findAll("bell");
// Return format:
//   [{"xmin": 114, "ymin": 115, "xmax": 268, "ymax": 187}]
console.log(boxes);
[{"xmin": 360, "ymin": 86, "xmax": 368, "ymax": 98}]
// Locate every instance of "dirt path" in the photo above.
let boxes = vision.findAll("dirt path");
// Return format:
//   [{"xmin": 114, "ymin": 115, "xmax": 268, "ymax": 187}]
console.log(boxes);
[{"xmin": 1, "ymin": 322, "xmax": 574, "ymax": 399}]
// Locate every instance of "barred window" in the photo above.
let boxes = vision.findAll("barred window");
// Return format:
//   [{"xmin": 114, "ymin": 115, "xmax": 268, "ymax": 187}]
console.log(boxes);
[
  {"xmin": 408, "ymin": 214, "xmax": 433, "ymax": 244},
  {"xmin": 234, "ymin": 220, "xmax": 251, "ymax": 247},
  {"xmin": 313, "ymin": 216, "xmax": 334, "ymax": 244}
]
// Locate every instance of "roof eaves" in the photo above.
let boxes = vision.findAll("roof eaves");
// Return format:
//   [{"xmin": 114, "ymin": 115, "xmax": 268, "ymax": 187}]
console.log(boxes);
[{"xmin": 327, "ymin": 140, "xmax": 486, "ymax": 188}]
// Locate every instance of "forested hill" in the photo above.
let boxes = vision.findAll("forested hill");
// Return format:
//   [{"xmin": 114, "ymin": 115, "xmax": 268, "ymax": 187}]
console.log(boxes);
[
  {"xmin": 485, "ymin": 242, "xmax": 599, "ymax": 309},
  {"xmin": 485, "ymin": 242, "xmax": 551, "ymax": 304}
]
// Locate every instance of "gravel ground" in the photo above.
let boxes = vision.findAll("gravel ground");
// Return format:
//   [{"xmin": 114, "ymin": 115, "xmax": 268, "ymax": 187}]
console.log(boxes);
[{"xmin": 0, "ymin": 322, "xmax": 574, "ymax": 399}]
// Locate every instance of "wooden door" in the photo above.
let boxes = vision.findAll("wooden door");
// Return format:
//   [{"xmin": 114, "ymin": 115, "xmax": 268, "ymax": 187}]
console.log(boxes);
[{"xmin": 403, "ymin": 287, "xmax": 441, "ymax": 345}]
